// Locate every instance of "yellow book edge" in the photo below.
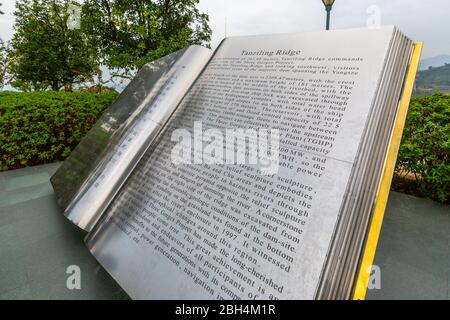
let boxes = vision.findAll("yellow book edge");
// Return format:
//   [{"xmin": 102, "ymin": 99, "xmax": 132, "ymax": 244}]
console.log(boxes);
[{"xmin": 352, "ymin": 42, "xmax": 423, "ymax": 300}]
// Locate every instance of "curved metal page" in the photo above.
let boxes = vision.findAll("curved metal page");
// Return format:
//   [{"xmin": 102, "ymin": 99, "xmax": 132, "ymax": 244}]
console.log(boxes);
[
  {"xmin": 51, "ymin": 46, "xmax": 213, "ymax": 231},
  {"xmin": 86, "ymin": 27, "xmax": 401, "ymax": 299}
]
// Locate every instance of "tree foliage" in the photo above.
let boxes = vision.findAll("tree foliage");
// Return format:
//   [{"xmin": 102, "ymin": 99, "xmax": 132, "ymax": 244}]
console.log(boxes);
[
  {"xmin": 8, "ymin": 0, "xmax": 99, "ymax": 91},
  {"xmin": 0, "ymin": 39, "xmax": 9, "ymax": 89},
  {"xmin": 83, "ymin": 0, "xmax": 211, "ymax": 78}
]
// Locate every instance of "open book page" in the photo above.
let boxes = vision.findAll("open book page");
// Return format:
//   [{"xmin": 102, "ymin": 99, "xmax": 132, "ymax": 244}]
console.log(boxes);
[
  {"xmin": 85, "ymin": 27, "xmax": 396, "ymax": 299},
  {"xmin": 51, "ymin": 45, "xmax": 213, "ymax": 231},
  {"xmin": 317, "ymin": 30, "xmax": 413, "ymax": 298}
]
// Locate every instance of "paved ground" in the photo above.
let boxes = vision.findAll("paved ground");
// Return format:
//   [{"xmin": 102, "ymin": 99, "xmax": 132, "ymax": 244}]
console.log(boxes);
[
  {"xmin": 0, "ymin": 163, "xmax": 128, "ymax": 299},
  {"xmin": 0, "ymin": 163, "xmax": 448, "ymax": 299},
  {"xmin": 366, "ymin": 188, "xmax": 449, "ymax": 299}
]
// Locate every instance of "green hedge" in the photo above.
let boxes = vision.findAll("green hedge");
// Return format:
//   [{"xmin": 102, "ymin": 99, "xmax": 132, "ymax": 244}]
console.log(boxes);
[
  {"xmin": 0, "ymin": 91, "xmax": 117, "ymax": 171},
  {"xmin": 0, "ymin": 91, "xmax": 448, "ymax": 204},
  {"xmin": 393, "ymin": 93, "xmax": 450, "ymax": 204}
]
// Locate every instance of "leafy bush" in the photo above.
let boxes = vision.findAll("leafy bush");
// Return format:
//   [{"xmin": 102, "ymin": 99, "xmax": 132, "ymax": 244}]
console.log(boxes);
[
  {"xmin": 1, "ymin": 90, "xmax": 448, "ymax": 204},
  {"xmin": 0, "ymin": 91, "xmax": 117, "ymax": 171},
  {"xmin": 394, "ymin": 92, "xmax": 450, "ymax": 204}
]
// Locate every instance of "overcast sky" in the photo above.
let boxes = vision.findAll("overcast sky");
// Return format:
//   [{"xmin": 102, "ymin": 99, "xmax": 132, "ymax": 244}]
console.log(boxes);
[{"xmin": 1, "ymin": 0, "xmax": 449, "ymax": 58}]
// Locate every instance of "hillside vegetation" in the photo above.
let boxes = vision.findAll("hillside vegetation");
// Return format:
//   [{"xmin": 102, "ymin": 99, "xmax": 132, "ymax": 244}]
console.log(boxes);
[{"xmin": 415, "ymin": 63, "xmax": 450, "ymax": 95}]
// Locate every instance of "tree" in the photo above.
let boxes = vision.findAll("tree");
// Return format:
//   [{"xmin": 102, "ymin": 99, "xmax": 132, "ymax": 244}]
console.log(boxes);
[
  {"xmin": 83, "ymin": 0, "xmax": 211, "ymax": 79},
  {"xmin": 0, "ymin": 39, "xmax": 9, "ymax": 89},
  {"xmin": 0, "ymin": 2, "xmax": 8, "ymax": 88},
  {"xmin": 9, "ymin": 0, "xmax": 99, "ymax": 91}
]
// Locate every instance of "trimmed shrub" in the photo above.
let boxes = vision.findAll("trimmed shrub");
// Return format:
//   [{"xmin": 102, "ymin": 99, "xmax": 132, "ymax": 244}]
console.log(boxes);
[
  {"xmin": 0, "ymin": 91, "xmax": 117, "ymax": 171},
  {"xmin": 393, "ymin": 93, "xmax": 450, "ymax": 204},
  {"xmin": 0, "ymin": 90, "xmax": 448, "ymax": 204}
]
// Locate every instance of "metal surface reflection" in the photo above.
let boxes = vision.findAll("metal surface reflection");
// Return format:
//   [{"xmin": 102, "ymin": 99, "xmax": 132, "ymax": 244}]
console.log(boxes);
[{"xmin": 51, "ymin": 46, "xmax": 213, "ymax": 231}]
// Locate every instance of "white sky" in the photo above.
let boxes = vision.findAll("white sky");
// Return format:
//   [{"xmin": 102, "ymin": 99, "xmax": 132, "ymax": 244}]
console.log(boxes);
[{"xmin": 1, "ymin": 0, "xmax": 449, "ymax": 58}]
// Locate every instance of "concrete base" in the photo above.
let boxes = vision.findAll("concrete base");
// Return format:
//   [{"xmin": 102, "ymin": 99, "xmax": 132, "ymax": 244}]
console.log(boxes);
[
  {"xmin": 0, "ymin": 162, "xmax": 448, "ymax": 299},
  {"xmin": 0, "ymin": 163, "xmax": 129, "ymax": 299}
]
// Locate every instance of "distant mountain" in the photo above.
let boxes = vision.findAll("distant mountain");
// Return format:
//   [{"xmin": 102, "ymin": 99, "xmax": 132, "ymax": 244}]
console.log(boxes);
[
  {"xmin": 419, "ymin": 54, "xmax": 450, "ymax": 70},
  {"xmin": 415, "ymin": 63, "xmax": 450, "ymax": 95}
]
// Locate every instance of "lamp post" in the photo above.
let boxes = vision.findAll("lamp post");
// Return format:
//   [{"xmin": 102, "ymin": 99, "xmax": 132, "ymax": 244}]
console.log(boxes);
[{"xmin": 322, "ymin": 0, "xmax": 336, "ymax": 30}]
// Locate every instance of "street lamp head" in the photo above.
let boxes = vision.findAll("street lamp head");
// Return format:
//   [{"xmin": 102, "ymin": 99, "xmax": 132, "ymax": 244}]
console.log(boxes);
[
  {"xmin": 321, "ymin": 0, "xmax": 335, "ymax": 30},
  {"xmin": 322, "ymin": 0, "xmax": 335, "ymax": 6}
]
